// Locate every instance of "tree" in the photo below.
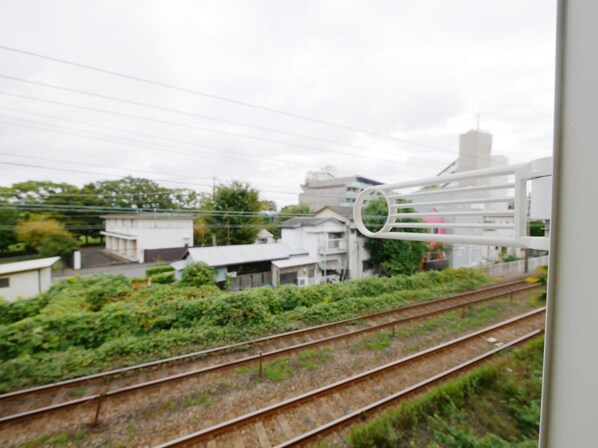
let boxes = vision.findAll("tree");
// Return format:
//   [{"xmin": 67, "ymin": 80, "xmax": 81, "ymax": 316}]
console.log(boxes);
[
  {"xmin": 362, "ymin": 197, "xmax": 428, "ymax": 275},
  {"xmin": 87, "ymin": 177, "xmax": 177, "ymax": 210},
  {"xmin": 37, "ymin": 233, "xmax": 80, "ymax": 259},
  {"xmin": 15, "ymin": 218, "xmax": 79, "ymax": 259},
  {"xmin": 180, "ymin": 262, "xmax": 216, "ymax": 287},
  {"xmin": 0, "ymin": 195, "xmax": 19, "ymax": 252},
  {"xmin": 268, "ymin": 204, "xmax": 312, "ymax": 238},
  {"xmin": 204, "ymin": 181, "xmax": 262, "ymax": 245}
]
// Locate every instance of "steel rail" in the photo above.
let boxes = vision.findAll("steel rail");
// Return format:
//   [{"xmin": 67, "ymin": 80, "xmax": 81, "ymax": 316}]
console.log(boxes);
[
  {"xmin": 0, "ymin": 282, "xmax": 540, "ymax": 427},
  {"xmin": 153, "ymin": 307, "xmax": 545, "ymax": 447},
  {"xmin": 274, "ymin": 329, "xmax": 544, "ymax": 448},
  {"xmin": 0, "ymin": 279, "xmax": 528, "ymax": 402}
]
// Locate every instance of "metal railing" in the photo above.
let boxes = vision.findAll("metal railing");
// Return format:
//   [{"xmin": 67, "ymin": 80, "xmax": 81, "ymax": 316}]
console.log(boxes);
[{"xmin": 353, "ymin": 158, "xmax": 552, "ymax": 250}]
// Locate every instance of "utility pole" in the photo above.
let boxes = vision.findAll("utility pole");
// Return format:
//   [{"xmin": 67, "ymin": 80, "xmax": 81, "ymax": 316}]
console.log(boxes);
[{"xmin": 226, "ymin": 219, "xmax": 231, "ymax": 245}]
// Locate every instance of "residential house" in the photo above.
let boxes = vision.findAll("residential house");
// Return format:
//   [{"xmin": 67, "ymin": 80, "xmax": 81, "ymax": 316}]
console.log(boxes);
[
  {"xmin": 101, "ymin": 214, "xmax": 194, "ymax": 263},
  {"xmin": 0, "ymin": 257, "xmax": 60, "ymax": 301},
  {"xmin": 279, "ymin": 206, "xmax": 373, "ymax": 281},
  {"xmin": 172, "ymin": 243, "xmax": 319, "ymax": 290},
  {"xmin": 255, "ymin": 229, "xmax": 275, "ymax": 244}
]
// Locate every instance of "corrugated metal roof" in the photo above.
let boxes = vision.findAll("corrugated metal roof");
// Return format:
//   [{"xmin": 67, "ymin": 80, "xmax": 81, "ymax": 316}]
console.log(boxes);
[
  {"xmin": 279, "ymin": 217, "xmax": 341, "ymax": 228},
  {"xmin": 0, "ymin": 257, "xmax": 61, "ymax": 276},
  {"xmin": 184, "ymin": 243, "xmax": 294, "ymax": 267},
  {"xmin": 272, "ymin": 255, "xmax": 318, "ymax": 269}
]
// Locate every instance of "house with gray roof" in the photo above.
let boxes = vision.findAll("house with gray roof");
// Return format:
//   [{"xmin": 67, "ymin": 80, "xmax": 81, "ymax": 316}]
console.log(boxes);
[{"xmin": 173, "ymin": 243, "xmax": 319, "ymax": 290}]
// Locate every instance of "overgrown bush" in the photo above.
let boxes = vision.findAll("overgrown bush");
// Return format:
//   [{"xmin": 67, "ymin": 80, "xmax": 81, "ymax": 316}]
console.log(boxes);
[
  {"xmin": 180, "ymin": 262, "xmax": 216, "ymax": 287},
  {"xmin": 146, "ymin": 265, "xmax": 175, "ymax": 276},
  {"xmin": 150, "ymin": 272, "xmax": 175, "ymax": 284},
  {"xmin": 0, "ymin": 268, "xmax": 489, "ymax": 391}
]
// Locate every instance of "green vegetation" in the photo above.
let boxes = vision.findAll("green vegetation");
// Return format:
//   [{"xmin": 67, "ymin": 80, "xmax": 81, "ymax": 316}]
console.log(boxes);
[
  {"xmin": 361, "ymin": 331, "xmax": 392, "ymax": 351},
  {"xmin": 180, "ymin": 262, "xmax": 216, "ymax": 287},
  {"xmin": 0, "ymin": 268, "xmax": 487, "ymax": 392},
  {"xmin": 262, "ymin": 357, "xmax": 294, "ymax": 382},
  {"xmin": 362, "ymin": 197, "xmax": 429, "ymax": 275},
  {"xmin": 203, "ymin": 181, "xmax": 263, "ymax": 245},
  {"xmin": 18, "ymin": 429, "xmax": 86, "ymax": 448},
  {"xmin": 146, "ymin": 265, "xmax": 175, "ymax": 276},
  {"xmin": 297, "ymin": 348, "xmax": 332, "ymax": 370},
  {"xmin": 15, "ymin": 218, "xmax": 80, "ymax": 260},
  {"xmin": 346, "ymin": 337, "xmax": 544, "ymax": 447}
]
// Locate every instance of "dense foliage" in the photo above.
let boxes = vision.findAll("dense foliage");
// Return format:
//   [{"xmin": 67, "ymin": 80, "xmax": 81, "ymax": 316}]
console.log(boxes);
[
  {"xmin": 347, "ymin": 338, "xmax": 544, "ymax": 448},
  {"xmin": 180, "ymin": 262, "xmax": 216, "ymax": 287},
  {"xmin": 0, "ymin": 268, "xmax": 487, "ymax": 391},
  {"xmin": 15, "ymin": 218, "xmax": 80, "ymax": 260},
  {"xmin": 203, "ymin": 181, "xmax": 263, "ymax": 245},
  {"xmin": 363, "ymin": 197, "xmax": 429, "ymax": 275}
]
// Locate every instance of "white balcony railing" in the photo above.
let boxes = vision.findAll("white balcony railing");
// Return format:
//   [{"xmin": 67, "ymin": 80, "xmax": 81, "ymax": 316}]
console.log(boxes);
[
  {"xmin": 353, "ymin": 157, "xmax": 552, "ymax": 250},
  {"xmin": 319, "ymin": 238, "xmax": 347, "ymax": 254}
]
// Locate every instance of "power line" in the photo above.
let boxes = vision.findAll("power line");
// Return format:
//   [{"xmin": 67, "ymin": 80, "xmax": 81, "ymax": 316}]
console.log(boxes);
[
  {"xmin": 0, "ymin": 117, "xmax": 316, "ymax": 176},
  {"xmin": 0, "ymin": 202, "xmax": 314, "ymax": 218},
  {"xmin": 0, "ymin": 44, "xmax": 456, "ymax": 152},
  {"xmin": 0, "ymin": 106, "xmax": 320, "ymax": 172},
  {"xmin": 0, "ymin": 73, "xmax": 459, "ymax": 161},
  {"xmin": 0, "ymin": 90, "xmax": 442, "ymax": 168}
]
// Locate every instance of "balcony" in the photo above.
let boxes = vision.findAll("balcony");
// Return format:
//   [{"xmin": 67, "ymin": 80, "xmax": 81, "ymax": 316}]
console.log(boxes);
[{"xmin": 319, "ymin": 238, "xmax": 347, "ymax": 255}]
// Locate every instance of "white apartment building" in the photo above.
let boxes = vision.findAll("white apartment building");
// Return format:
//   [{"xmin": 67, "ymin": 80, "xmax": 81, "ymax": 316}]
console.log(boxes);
[
  {"xmin": 299, "ymin": 167, "xmax": 382, "ymax": 210},
  {"xmin": 101, "ymin": 214, "xmax": 194, "ymax": 263}
]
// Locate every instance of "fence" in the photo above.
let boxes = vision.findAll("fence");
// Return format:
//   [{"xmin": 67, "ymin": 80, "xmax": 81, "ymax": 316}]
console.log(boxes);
[{"xmin": 483, "ymin": 255, "xmax": 548, "ymax": 278}]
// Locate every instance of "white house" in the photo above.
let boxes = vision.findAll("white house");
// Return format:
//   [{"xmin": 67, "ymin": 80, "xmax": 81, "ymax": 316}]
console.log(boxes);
[
  {"xmin": 101, "ymin": 214, "xmax": 194, "ymax": 263},
  {"xmin": 0, "ymin": 257, "xmax": 60, "ymax": 301},
  {"xmin": 280, "ymin": 206, "xmax": 373, "ymax": 281},
  {"xmin": 173, "ymin": 243, "xmax": 319, "ymax": 290}
]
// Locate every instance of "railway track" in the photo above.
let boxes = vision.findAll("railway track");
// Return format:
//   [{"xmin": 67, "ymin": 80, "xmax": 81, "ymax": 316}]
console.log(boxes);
[
  {"xmin": 156, "ymin": 307, "xmax": 545, "ymax": 448},
  {"xmin": 0, "ymin": 280, "xmax": 542, "ymax": 446},
  {"xmin": 0, "ymin": 279, "xmax": 532, "ymax": 414},
  {"xmin": 0, "ymin": 280, "xmax": 536, "ymax": 421}
]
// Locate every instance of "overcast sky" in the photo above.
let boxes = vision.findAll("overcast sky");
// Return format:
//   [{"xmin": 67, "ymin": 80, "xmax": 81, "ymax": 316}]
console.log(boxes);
[{"xmin": 0, "ymin": 0, "xmax": 557, "ymax": 207}]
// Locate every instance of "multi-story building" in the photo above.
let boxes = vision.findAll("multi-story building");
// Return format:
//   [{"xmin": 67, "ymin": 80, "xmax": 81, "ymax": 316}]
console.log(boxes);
[{"xmin": 299, "ymin": 167, "xmax": 382, "ymax": 210}]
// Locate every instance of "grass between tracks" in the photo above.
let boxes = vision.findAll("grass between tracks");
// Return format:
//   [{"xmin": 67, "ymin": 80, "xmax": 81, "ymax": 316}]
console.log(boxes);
[
  {"xmin": 0, "ymin": 269, "xmax": 489, "ymax": 392},
  {"xmin": 338, "ymin": 337, "xmax": 544, "ymax": 448}
]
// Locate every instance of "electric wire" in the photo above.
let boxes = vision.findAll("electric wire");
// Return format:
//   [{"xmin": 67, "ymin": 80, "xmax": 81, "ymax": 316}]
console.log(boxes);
[{"xmin": 0, "ymin": 45, "xmax": 457, "ymax": 153}]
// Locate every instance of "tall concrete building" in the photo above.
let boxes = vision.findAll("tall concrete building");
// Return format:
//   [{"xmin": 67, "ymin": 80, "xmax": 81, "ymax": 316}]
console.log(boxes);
[{"xmin": 299, "ymin": 167, "xmax": 381, "ymax": 210}]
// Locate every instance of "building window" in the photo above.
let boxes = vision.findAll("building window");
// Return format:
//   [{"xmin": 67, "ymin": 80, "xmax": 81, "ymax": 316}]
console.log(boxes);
[
  {"xmin": 362, "ymin": 260, "xmax": 371, "ymax": 271},
  {"xmin": 0, "ymin": 278, "xmax": 9, "ymax": 288}
]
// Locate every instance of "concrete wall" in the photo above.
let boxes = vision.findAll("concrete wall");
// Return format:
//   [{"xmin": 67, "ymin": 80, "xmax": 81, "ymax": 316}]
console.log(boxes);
[
  {"xmin": 104, "ymin": 218, "xmax": 194, "ymax": 263},
  {"xmin": 0, "ymin": 267, "xmax": 52, "ymax": 301}
]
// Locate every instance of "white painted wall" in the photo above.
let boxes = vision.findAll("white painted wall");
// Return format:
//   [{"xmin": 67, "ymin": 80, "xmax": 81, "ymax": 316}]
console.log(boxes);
[
  {"xmin": 0, "ymin": 267, "xmax": 52, "ymax": 301},
  {"xmin": 103, "ymin": 217, "xmax": 193, "ymax": 263},
  {"xmin": 281, "ymin": 217, "xmax": 372, "ymax": 281}
]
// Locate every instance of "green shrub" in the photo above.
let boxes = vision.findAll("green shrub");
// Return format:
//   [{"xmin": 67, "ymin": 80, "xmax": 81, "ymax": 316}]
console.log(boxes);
[
  {"xmin": 180, "ymin": 262, "xmax": 216, "ymax": 287},
  {"xmin": 146, "ymin": 265, "xmax": 175, "ymax": 277},
  {"xmin": 0, "ymin": 268, "xmax": 490, "ymax": 390},
  {"xmin": 150, "ymin": 272, "xmax": 175, "ymax": 284}
]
